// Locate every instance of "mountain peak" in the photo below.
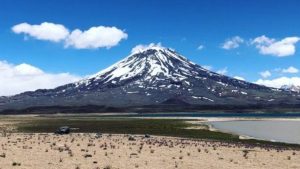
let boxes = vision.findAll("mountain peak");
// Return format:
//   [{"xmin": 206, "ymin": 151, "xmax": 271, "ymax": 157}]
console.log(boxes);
[
  {"xmin": 130, "ymin": 43, "xmax": 171, "ymax": 55},
  {"xmin": 76, "ymin": 46, "xmax": 194, "ymax": 87}
]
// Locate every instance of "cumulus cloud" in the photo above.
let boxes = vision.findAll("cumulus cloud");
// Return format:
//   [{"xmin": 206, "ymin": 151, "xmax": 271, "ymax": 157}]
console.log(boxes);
[
  {"xmin": 65, "ymin": 26, "xmax": 128, "ymax": 49},
  {"xmin": 217, "ymin": 67, "xmax": 228, "ymax": 75},
  {"xmin": 221, "ymin": 36, "xmax": 244, "ymax": 50},
  {"xmin": 233, "ymin": 76, "xmax": 245, "ymax": 81},
  {"xmin": 255, "ymin": 77, "xmax": 300, "ymax": 88},
  {"xmin": 282, "ymin": 66, "xmax": 299, "ymax": 74},
  {"xmin": 259, "ymin": 70, "xmax": 271, "ymax": 78},
  {"xmin": 251, "ymin": 35, "xmax": 300, "ymax": 57},
  {"xmin": 197, "ymin": 45, "xmax": 204, "ymax": 50},
  {"xmin": 131, "ymin": 43, "xmax": 163, "ymax": 54},
  {"xmin": 0, "ymin": 61, "xmax": 81, "ymax": 96},
  {"xmin": 12, "ymin": 22, "xmax": 128, "ymax": 49},
  {"xmin": 12, "ymin": 22, "xmax": 69, "ymax": 42}
]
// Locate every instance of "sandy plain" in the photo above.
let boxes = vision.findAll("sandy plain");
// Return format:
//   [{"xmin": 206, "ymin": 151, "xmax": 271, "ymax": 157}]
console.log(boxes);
[{"xmin": 0, "ymin": 133, "xmax": 299, "ymax": 169}]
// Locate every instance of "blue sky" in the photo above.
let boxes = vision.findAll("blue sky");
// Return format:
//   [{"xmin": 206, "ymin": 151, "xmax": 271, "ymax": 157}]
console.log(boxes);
[{"xmin": 0, "ymin": 0, "xmax": 300, "ymax": 95}]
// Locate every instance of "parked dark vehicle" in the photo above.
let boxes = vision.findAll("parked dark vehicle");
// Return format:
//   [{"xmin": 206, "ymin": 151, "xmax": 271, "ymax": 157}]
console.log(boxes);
[
  {"xmin": 95, "ymin": 133, "xmax": 102, "ymax": 138},
  {"xmin": 55, "ymin": 126, "xmax": 70, "ymax": 134}
]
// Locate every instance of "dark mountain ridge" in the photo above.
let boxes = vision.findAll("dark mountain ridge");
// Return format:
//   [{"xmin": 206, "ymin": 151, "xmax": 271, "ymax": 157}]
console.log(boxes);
[{"xmin": 1, "ymin": 46, "xmax": 300, "ymax": 113}]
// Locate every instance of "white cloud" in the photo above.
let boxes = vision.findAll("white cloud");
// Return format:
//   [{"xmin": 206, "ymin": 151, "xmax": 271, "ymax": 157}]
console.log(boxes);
[
  {"xmin": 14, "ymin": 63, "xmax": 44, "ymax": 75},
  {"xmin": 217, "ymin": 67, "xmax": 228, "ymax": 75},
  {"xmin": 12, "ymin": 22, "xmax": 69, "ymax": 42},
  {"xmin": 131, "ymin": 43, "xmax": 163, "ymax": 54},
  {"xmin": 221, "ymin": 36, "xmax": 244, "ymax": 50},
  {"xmin": 12, "ymin": 22, "xmax": 128, "ymax": 49},
  {"xmin": 255, "ymin": 77, "xmax": 300, "ymax": 88},
  {"xmin": 233, "ymin": 76, "xmax": 245, "ymax": 81},
  {"xmin": 197, "ymin": 45, "xmax": 204, "ymax": 50},
  {"xmin": 251, "ymin": 35, "xmax": 300, "ymax": 57},
  {"xmin": 65, "ymin": 26, "xmax": 128, "ymax": 49},
  {"xmin": 202, "ymin": 65, "xmax": 212, "ymax": 70},
  {"xmin": 282, "ymin": 66, "xmax": 299, "ymax": 74},
  {"xmin": 259, "ymin": 70, "xmax": 271, "ymax": 78},
  {"xmin": 0, "ymin": 61, "xmax": 81, "ymax": 96}
]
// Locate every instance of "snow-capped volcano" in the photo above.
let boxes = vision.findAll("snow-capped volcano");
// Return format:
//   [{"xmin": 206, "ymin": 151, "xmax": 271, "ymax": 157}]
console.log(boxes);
[
  {"xmin": 1, "ymin": 46, "xmax": 300, "ymax": 113},
  {"xmin": 76, "ymin": 47, "xmax": 210, "ymax": 88}
]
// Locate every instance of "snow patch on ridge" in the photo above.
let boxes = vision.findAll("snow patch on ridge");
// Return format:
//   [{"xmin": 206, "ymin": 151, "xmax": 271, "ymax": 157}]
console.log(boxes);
[{"xmin": 74, "ymin": 46, "xmax": 201, "ymax": 87}]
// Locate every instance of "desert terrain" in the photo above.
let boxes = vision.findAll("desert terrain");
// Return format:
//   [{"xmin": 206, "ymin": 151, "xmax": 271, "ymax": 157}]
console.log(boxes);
[{"xmin": 0, "ymin": 133, "xmax": 299, "ymax": 169}]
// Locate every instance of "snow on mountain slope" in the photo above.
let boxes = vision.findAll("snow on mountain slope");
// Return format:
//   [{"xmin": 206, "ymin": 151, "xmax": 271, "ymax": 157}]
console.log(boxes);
[
  {"xmin": 281, "ymin": 85, "xmax": 300, "ymax": 93},
  {"xmin": 76, "ymin": 47, "xmax": 200, "ymax": 86},
  {"xmin": 1, "ymin": 46, "xmax": 300, "ymax": 112},
  {"xmin": 72, "ymin": 46, "xmax": 254, "ymax": 92}
]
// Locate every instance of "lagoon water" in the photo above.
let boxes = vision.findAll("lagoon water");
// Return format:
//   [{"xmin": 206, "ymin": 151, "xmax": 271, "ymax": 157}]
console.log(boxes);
[
  {"xmin": 132, "ymin": 112, "xmax": 300, "ymax": 144},
  {"xmin": 134, "ymin": 112, "xmax": 300, "ymax": 118},
  {"xmin": 209, "ymin": 120, "xmax": 300, "ymax": 144}
]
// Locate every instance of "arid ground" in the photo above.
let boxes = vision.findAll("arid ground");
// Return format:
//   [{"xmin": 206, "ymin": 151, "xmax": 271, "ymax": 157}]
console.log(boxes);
[
  {"xmin": 0, "ymin": 116, "xmax": 300, "ymax": 169},
  {"xmin": 0, "ymin": 133, "xmax": 300, "ymax": 169}
]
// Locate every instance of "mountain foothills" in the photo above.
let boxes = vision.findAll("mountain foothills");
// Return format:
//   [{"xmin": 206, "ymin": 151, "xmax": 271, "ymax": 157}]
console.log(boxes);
[{"xmin": 1, "ymin": 47, "xmax": 300, "ymax": 113}]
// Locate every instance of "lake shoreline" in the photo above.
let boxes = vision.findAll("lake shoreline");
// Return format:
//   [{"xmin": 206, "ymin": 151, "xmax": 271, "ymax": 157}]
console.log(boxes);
[
  {"xmin": 201, "ymin": 119, "xmax": 300, "ymax": 145},
  {"xmin": 1, "ymin": 115, "xmax": 300, "ymax": 149},
  {"xmin": 134, "ymin": 116, "xmax": 300, "ymax": 146}
]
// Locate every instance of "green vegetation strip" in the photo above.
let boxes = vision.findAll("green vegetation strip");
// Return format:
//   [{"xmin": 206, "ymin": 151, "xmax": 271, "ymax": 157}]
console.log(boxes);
[{"xmin": 12, "ymin": 116, "xmax": 300, "ymax": 149}]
